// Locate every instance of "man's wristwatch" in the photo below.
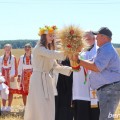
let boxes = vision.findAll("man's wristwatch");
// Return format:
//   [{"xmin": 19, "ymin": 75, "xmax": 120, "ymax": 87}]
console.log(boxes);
[{"xmin": 77, "ymin": 59, "xmax": 80, "ymax": 64}]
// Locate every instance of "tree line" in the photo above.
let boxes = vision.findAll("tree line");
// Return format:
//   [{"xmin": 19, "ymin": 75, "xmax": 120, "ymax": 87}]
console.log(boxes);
[
  {"xmin": 0, "ymin": 40, "xmax": 38, "ymax": 49},
  {"xmin": 0, "ymin": 40, "xmax": 120, "ymax": 49},
  {"xmin": 112, "ymin": 43, "xmax": 120, "ymax": 48}
]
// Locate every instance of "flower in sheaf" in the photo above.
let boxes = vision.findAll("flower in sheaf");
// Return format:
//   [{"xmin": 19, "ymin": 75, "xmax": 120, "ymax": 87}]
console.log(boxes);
[
  {"xmin": 67, "ymin": 44, "xmax": 72, "ymax": 48},
  {"xmin": 69, "ymin": 30, "xmax": 74, "ymax": 35}
]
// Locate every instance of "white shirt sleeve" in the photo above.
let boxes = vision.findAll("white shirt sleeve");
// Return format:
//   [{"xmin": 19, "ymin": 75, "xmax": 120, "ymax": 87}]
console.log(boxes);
[
  {"xmin": 53, "ymin": 60, "xmax": 72, "ymax": 76},
  {"xmin": 10, "ymin": 56, "xmax": 17, "ymax": 77},
  {"xmin": 35, "ymin": 45, "xmax": 66, "ymax": 60}
]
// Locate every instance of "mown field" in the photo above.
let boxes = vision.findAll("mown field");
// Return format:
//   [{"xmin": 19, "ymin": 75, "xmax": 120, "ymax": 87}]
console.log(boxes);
[
  {"xmin": 116, "ymin": 48, "xmax": 120, "ymax": 56},
  {"xmin": 0, "ymin": 49, "xmax": 24, "ymax": 60},
  {"xmin": 0, "ymin": 48, "xmax": 120, "ymax": 120}
]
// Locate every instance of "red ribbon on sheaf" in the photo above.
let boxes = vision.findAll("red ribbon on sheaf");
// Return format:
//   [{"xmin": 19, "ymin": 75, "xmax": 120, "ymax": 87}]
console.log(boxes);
[
  {"xmin": 67, "ymin": 44, "xmax": 72, "ymax": 48},
  {"xmin": 72, "ymin": 65, "xmax": 80, "ymax": 71},
  {"xmin": 84, "ymin": 68, "xmax": 88, "ymax": 84},
  {"xmin": 69, "ymin": 30, "xmax": 74, "ymax": 35}
]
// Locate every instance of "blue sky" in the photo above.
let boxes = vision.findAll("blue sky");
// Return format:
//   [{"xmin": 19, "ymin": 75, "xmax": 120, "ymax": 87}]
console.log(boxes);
[{"xmin": 0, "ymin": 0, "xmax": 120, "ymax": 43}]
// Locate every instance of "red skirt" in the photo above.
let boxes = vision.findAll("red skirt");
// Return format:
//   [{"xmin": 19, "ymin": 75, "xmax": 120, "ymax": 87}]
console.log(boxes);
[
  {"xmin": 2, "ymin": 67, "xmax": 18, "ymax": 94},
  {"xmin": 17, "ymin": 69, "xmax": 32, "ymax": 95}
]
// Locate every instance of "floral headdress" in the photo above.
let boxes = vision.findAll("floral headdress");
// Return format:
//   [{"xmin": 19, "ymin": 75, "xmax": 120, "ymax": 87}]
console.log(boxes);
[{"xmin": 38, "ymin": 25, "xmax": 57, "ymax": 36}]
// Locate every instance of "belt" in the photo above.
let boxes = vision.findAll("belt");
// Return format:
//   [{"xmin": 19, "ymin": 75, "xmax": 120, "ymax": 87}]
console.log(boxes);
[
  {"xmin": 33, "ymin": 70, "xmax": 50, "ymax": 99},
  {"xmin": 97, "ymin": 81, "xmax": 120, "ymax": 91},
  {"xmin": 33, "ymin": 69, "xmax": 49, "ymax": 99},
  {"xmin": 41, "ymin": 72, "xmax": 49, "ymax": 99}
]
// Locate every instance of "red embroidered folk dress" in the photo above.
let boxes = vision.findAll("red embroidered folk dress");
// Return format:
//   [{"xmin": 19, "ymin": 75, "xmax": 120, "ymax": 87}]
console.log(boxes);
[
  {"xmin": 0, "ymin": 55, "xmax": 18, "ymax": 94},
  {"xmin": 18, "ymin": 55, "xmax": 33, "ymax": 95}
]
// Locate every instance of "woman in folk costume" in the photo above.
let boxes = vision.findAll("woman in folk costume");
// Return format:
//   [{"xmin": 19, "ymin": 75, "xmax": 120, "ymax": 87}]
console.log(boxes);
[
  {"xmin": 24, "ymin": 25, "xmax": 72, "ymax": 120},
  {"xmin": 0, "ymin": 44, "xmax": 18, "ymax": 112},
  {"xmin": 17, "ymin": 43, "xmax": 33, "ymax": 106}
]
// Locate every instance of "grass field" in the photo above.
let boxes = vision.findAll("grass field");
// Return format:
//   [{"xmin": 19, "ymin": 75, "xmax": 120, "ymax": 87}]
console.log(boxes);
[
  {"xmin": 0, "ymin": 48, "xmax": 120, "ymax": 120},
  {"xmin": 0, "ymin": 95, "xmax": 24, "ymax": 120},
  {"xmin": 0, "ymin": 49, "xmax": 24, "ymax": 60}
]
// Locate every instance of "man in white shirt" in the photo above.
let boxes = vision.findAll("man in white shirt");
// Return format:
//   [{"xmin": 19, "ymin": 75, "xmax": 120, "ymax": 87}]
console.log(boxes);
[
  {"xmin": 72, "ymin": 64, "xmax": 91, "ymax": 120},
  {"xmin": 72, "ymin": 31, "xmax": 100, "ymax": 120},
  {"xmin": 72, "ymin": 32, "xmax": 92, "ymax": 120},
  {"xmin": 81, "ymin": 31, "xmax": 100, "ymax": 120}
]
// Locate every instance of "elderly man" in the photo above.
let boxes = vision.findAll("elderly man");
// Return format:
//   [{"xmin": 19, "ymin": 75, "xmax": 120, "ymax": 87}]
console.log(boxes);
[
  {"xmin": 71, "ymin": 27, "xmax": 120, "ymax": 120},
  {"xmin": 81, "ymin": 31, "xmax": 100, "ymax": 120}
]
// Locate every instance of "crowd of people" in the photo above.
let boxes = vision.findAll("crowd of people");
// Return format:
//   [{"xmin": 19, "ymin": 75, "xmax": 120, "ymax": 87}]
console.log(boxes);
[
  {"xmin": 0, "ymin": 26, "xmax": 120, "ymax": 120},
  {"xmin": 0, "ymin": 43, "xmax": 33, "ymax": 112},
  {"xmin": 55, "ymin": 31, "xmax": 100, "ymax": 120}
]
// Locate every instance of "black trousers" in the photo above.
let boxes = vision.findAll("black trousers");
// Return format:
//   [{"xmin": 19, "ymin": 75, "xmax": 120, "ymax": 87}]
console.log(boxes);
[
  {"xmin": 55, "ymin": 96, "xmax": 73, "ymax": 120},
  {"xmin": 90, "ymin": 102, "xmax": 100, "ymax": 120},
  {"xmin": 90, "ymin": 107, "xmax": 100, "ymax": 120},
  {"xmin": 72, "ymin": 100, "xmax": 91, "ymax": 120}
]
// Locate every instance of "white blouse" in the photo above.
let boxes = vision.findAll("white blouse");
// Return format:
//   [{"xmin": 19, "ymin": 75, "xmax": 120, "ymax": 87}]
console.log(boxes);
[
  {"xmin": 18, "ymin": 55, "xmax": 33, "ymax": 76},
  {"xmin": 73, "ymin": 66, "xmax": 90, "ymax": 101},
  {"xmin": 0, "ymin": 55, "xmax": 17, "ymax": 77}
]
